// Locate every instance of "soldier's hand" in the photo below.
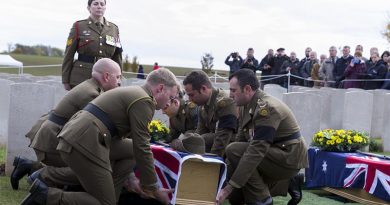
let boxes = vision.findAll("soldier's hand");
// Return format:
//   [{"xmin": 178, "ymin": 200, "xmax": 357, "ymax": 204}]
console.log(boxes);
[
  {"xmin": 63, "ymin": 83, "xmax": 71, "ymax": 91},
  {"xmin": 152, "ymin": 188, "xmax": 174, "ymax": 205},
  {"xmin": 124, "ymin": 174, "xmax": 147, "ymax": 198},
  {"xmin": 215, "ymin": 184, "xmax": 233, "ymax": 205}
]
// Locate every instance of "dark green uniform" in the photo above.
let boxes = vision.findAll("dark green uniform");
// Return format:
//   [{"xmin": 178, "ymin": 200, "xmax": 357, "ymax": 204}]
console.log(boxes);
[
  {"xmin": 196, "ymin": 88, "xmax": 237, "ymax": 157},
  {"xmin": 45, "ymin": 85, "xmax": 158, "ymax": 205},
  {"xmin": 30, "ymin": 78, "xmax": 103, "ymax": 167},
  {"xmin": 226, "ymin": 90, "xmax": 308, "ymax": 203},
  {"xmin": 62, "ymin": 17, "xmax": 122, "ymax": 87},
  {"xmin": 167, "ymin": 99, "xmax": 199, "ymax": 142}
]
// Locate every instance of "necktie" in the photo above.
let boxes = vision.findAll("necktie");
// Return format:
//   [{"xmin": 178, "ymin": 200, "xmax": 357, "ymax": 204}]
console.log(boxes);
[{"xmin": 96, "ymin": 22, "xmax": 103, "ymax": 33}]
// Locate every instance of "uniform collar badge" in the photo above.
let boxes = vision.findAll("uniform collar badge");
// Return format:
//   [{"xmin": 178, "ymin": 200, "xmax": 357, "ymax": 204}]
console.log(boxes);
[{"xmin": 259, "ymin": 108, "xmax": 269, "ymax": 117}]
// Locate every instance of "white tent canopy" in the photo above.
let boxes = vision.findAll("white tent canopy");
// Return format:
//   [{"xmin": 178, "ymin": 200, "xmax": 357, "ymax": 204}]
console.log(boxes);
[{"xmin": 0, "ymin": 54, "xmax": 23, "ymax": 74}]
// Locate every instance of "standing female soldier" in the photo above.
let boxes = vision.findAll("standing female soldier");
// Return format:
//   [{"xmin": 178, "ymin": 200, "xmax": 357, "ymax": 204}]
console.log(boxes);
[{"xmin": 62, "ymin": 0, "xmax": 122, "ymax": 90}]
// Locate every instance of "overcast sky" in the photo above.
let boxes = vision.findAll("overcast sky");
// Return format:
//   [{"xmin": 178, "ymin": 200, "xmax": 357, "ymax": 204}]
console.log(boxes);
[{"xmin": 1, "ymin": 0, "xmax": 389, "ymax": 70}]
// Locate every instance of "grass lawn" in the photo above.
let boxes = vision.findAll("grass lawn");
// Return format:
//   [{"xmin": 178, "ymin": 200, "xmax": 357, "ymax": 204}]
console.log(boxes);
[
  {"xmin": 0, "ymin": 54, "xmax": 231, "ymax": 79},
  {"xmin": 0, "ymin": 146, "xmax": 362, "ymax": 205}
]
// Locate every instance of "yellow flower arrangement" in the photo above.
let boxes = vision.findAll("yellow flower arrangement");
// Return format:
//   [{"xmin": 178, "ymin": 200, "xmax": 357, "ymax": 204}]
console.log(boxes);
[
  {"xmin": 148, "ymin": 120, "xmax": 170, "ymax": 142},
  {"xmin": 312, "ymin": 129, "xmax": 369, "ymax": 152}
]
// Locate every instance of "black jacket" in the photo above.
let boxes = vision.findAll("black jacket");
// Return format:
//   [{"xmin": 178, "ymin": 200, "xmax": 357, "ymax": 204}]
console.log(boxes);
[
  {"xmin": 364, "ymin": 60, "xmax": 388, "ymax": 90},
  {"xmin": 333, "ymin": 55, "xmax": 353, "ymax": 82}
]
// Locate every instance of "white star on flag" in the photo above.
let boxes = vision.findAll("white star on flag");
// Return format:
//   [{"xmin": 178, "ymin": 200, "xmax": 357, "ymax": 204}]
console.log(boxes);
[{"xmin": 322, "ymin": 161, "xmax": 327, "ymax": 172}]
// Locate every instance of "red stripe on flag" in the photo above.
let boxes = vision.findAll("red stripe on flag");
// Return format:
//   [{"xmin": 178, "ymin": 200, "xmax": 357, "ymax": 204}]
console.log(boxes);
[{"xmin": 152, "ymin": 146, "xmax": 180, "ymax": 173}]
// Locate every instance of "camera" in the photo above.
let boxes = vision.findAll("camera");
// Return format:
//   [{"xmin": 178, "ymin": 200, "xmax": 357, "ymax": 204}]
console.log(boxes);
[
  {"xmin": 352, "ymin": 57, "xmax": 361, "ymax": 65},
  {"xmin": 231, "ymin": 52, "xmax": 238, "ymax": 58}
]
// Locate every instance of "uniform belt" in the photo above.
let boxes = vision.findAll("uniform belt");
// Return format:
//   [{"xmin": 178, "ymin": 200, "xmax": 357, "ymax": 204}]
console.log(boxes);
[
  {"xmin": 273, "ymin": 131, "xmax": 301, "ymax": 143},
  {"xmin": 48, "ymin": 113, "xmax": 68, "ymax": 126},
  {"xmin": 78, "ymin": 54, "xmax": 102, "ymax": 64},
  {"xmin": 84, "ymin": 103, "xmax": 118, "ymax": 137}
]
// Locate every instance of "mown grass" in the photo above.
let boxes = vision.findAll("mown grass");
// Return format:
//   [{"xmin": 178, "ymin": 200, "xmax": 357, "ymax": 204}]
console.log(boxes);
[
  {"xmin": 0, "ymin": 146, "xmax": 362, "ymax": 205},
  {"xmin": 0, "ymin": 54, "xmax": 230, "ymax": 79}
]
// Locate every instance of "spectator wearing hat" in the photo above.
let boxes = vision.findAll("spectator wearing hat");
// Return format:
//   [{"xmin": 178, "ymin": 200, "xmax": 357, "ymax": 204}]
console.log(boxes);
[
  {"xmin": 343, "ymin": 51, "xmax": 367, "ymax": 89},
  {"xmin": 271, "ymin": 48, "xmax": 289, "ymax": 86}
]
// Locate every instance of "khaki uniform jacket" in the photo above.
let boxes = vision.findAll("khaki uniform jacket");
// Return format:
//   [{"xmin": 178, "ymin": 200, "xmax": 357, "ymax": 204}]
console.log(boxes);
[
  {"xmin": 57, "ymin": 85, "xmax": 158, "ymax": 191},
  {"xmin": 196, "ymin": 88, "xmax": 237, "ymax": 156},
  {"xmin": 230, "ymin": 90, "xmax": 308, "ymax": 188},
  {"xmin": 168, "ymin": 99, "xmax": 199, "ymax": 141},
  {"xmin": 30, "ymin": 79, "xmax": 103, "ymax": 154},
  {"xmin": 62, "ymin": 17, "xmax": 122, "ymax": 86}
]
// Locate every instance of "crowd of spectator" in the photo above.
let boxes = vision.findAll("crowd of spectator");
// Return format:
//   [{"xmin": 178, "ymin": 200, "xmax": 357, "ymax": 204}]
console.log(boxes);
[{"xmin": 224, "ymin": 45, "xmax": 390, "ymax": 90}]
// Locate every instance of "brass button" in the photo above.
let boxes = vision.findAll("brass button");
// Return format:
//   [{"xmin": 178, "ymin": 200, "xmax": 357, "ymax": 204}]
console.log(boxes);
[
  {"xmin": 99, "ymin": 50, "xmax": 102, "ymax": 54},
  {"xmin": 99, "ymin": 43, "xmax": 102, "ymax": 46}
]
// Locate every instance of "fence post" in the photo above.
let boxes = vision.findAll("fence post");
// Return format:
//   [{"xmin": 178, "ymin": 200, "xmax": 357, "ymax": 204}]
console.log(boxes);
[{"xmin": 287, "ymin": 71, "xmax": 291, "ymax": 93}]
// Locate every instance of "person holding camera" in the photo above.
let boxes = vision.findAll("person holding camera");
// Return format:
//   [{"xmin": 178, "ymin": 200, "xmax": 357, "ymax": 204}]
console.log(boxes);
[
  {"xmin": 241, "ymin": 48, "xmax": 259, "ymax": 73},
  {"xmin": 225, "ymin": 52, "xmax": 243, "ymax": 76},
  {"xmin": 343, "ymin": 51, "xmax": 367, "ymax": 89}
]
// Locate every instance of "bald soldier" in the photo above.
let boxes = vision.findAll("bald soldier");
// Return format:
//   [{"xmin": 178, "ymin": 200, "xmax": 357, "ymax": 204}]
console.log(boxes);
[
  {"xmin": 183, "ymin": 71, "xmax": 237, "ymax": 157},
  {"xmin": 216, "ymin": 69, "xmax": 308, "ymax": 205},
  {"xmin": 21, "ymin": 68, "xmax": 178, "ymax": 205},
  {"xmin": 11, "ymin": 58, "xmax": 121, "ymax": 190}
]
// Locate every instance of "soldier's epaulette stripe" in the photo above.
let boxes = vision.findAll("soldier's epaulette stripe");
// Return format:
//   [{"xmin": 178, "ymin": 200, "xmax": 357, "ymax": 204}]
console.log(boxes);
[{"xmin": 126, "ymin": 96, "xmax": 153, "ymax": 114}]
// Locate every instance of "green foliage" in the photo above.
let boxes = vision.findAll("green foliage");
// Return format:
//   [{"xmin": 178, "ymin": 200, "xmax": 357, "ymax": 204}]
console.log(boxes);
[
  {"xmin": 10, "ymin": 43, "xmax": 64, "ymax": 57},
  {"xmin": 369, "ymin": 138, "xmax": 383, "ymax": 152},
  {"xmin": 0, "ymin": 145, "xmax": 5, "ymax": 165},
  {"xmin": 312, "ymin": 129, "xmax": 369, "ymax": 152},
  {"xmin": 148, "ymin": 120, "xmax": 169, "ymax": 142}
]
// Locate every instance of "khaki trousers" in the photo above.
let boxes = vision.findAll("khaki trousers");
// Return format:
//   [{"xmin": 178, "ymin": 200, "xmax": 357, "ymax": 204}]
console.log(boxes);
[
  {"xmin": 226, "ymin": 142, "xmax": 299, "ymax": 204},
  {"xmin": 45, "ymin": 139, "xmax": 134, "ymax": 205}
]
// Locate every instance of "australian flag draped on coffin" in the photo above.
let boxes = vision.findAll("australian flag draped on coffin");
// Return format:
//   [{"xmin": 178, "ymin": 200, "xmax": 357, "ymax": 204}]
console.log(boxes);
[
  {"xmin": 306, "ymin": 147, "xmax": 390, "ymax": 202},
  {"xmin": 135, "ymin": 145, "xmax": 226, "ymax": 205}
]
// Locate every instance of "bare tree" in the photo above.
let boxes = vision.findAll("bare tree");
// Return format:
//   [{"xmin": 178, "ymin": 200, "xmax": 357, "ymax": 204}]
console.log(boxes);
[
  {"xmin": 131, "ymin": 56, "xmax": 138, "ymax": 73},
  {"xmin": 201, "ymin": 53, "xmax": 214, "ymax": 73},
  {"xmin": 7, "ymin": 43, "xmax": 14, "ymax": 53}
]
